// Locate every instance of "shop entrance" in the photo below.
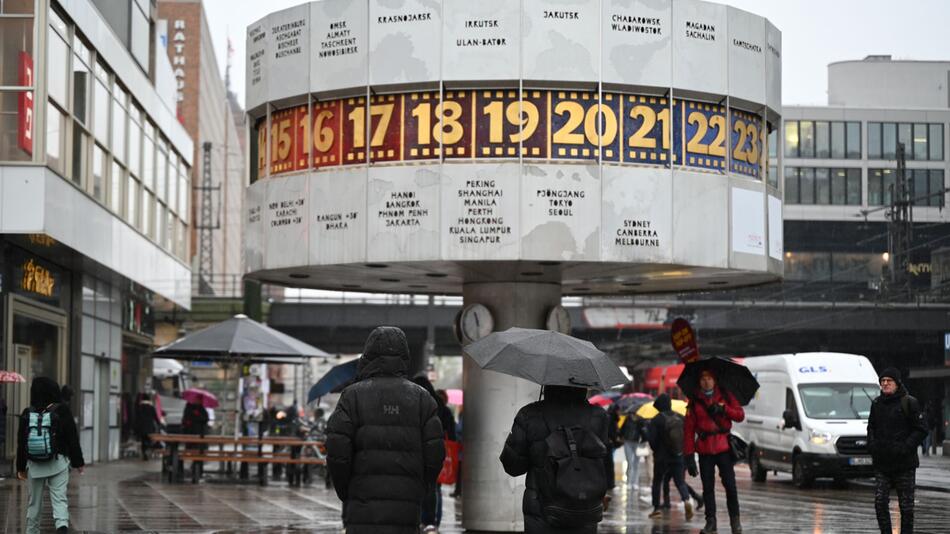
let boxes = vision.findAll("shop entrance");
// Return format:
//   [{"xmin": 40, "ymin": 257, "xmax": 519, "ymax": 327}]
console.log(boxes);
[{"xmin": 3, "ymin": 294, "xmax": 68, "ymax": 460}]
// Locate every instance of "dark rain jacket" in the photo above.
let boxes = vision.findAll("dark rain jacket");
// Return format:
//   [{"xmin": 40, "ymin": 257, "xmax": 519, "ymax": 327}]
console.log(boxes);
[
  {"xmin": 499, "ymin": 386, "xmax": 611, "ymax": 534},
  {"xmin": 647, "ymin": 394, "xmax": 683, "ymax": 462},
  {"xmin": 16, "ymin": 377, "xmax": 85, "ymax": 473},
  {"xmin": 326, "ymin": 327, "xmax": 444, "ymax": 534},
  {"xmin": 866, "ymin": 385, "xmax": 928, "ymax": 474},
  {"xmin": 684, "ymin": 387, "xmax": 744, "ymax": 456}
]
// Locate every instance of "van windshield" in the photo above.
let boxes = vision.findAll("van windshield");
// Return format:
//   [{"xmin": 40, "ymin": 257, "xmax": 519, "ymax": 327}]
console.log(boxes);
[{"xmin": 797, "ymin": 383, "xmax": 878, "ymax": 420}]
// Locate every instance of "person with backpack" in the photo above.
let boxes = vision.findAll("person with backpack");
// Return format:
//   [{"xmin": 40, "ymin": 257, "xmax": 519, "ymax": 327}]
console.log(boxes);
[
  {"xmin": 134, "ymin": 393, "xmax": 164, "ymax": 460},
  {"xmin": 646, "ymin": 393, "xmax": 694, "ymax": 521},
  {"xmin": 16, "ymin": 377, "xmax": 84, "ymax": 534},
  {"xmin": 683, "ymin": 370, "xmax": 744, "ymax": 534},
  {"xmin": 499, "ymin": 384, "xmax": 611, "ymax": 534},
  {"xmin": 867, "ymin": 367, "xmax": 928, "ymax": 534}
]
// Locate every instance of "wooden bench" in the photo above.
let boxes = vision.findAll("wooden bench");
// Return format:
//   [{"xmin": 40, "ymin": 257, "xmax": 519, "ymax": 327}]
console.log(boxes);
[{"xmin": 152, "ymin": 434, "xmax": 326, "ymax": 486}]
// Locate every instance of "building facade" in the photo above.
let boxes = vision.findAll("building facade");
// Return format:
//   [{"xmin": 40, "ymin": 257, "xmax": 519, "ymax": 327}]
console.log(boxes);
[
  {"xmin": 0, "ymin": 0, "xmax": 192, "ymax": 467},
  {"xmin": 157, "ymin": 0, "xmax": 245, "ymax": 298}
]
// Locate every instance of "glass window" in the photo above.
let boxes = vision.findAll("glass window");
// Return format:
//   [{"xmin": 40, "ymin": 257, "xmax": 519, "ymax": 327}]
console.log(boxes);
[
  {"xmin": 92, "ymin": 144, "xmax": 106, "ymax": 201},
  {"xmin": 868, "ymin": 169, "xmax": 883, "ymax": 206},
  {"xmin": 127, "ymin": 176, "xmax": 138, "ymax": 228},
  {"xmin": 830, "ymin": 122, "xmax": 845, "ymax": 159},
  {"xmin": 46, "ymin": 101, "xmax": 66, "ymax": 174},
  {"xmin": 1, "ymin": 0, "xmax": 34, "ymax": 14},
  {"xmin": 70, "ymin": 122, "xmax": 87, "ymax": 185},
  {"xmin": 911, "ymin": 169, "xmax": 929, "ymax": 205},
  {"xmin": 0, "ymin": 18, "xmax": 34, "ymax": 87},
  {"xmin": 784, "ymin": 121, "xmax": 798, "ymax": 158},
  {"xmin": 931, "ymin": 170, "xmax": 945, "ymax": 207},
  {"xmin": 898, "ymin": 123, "xmax": 912, "ymax": 159},
  {"xmin": 815, "ymin": 168, "xmax": 830, "ymax": 204},
  {"xmin": 169, "ymin": 157, "xmax": 179, "ymax": 214},
  {"xmin": 142, "ymin": 190, "xmax": 152, "ymax": 237},
  {"xmin": 110, "ymin": 161, "xmax": 123, "ymax": 213},
  {"xmin": 800, "ymin": 167, "xmax": 815, "ymax": 204},
  {"xmin": 868, "ymin": 122, "xmax": 882, "ymax": 159},
  {"xmin": 111, "ymin": 95, "xmax": 126, "ymax": 163},
  {"xmin": 830, "ymin": 169, "xmax": 846, "ymax": 205},
  {"xmin": 815, "ymin": 121, "xmax": 830, "ymax": 159},
  {"xmin": 142, "ymin": 134, "xmax": 154, "ymax": 190},
  {"xmin": 882, "ymin": 123, "xmax": 897, "ymax": 159},
  {"xmin": 798, "ymin": 384, "xmax": 878, "ymax": 420},
  {"xmin": 799, "ymin": 121, "xmax": 815, "ymax": 158},
  {"xmin": 72, "ymin": 52, "xmax": 90, "ymax": 125},
  {"xmin": 0, "ymin": 91, "xmax": 32, "ymax": 161},
  {"xmin": 156, "ymin": 146, "xmax": 167, "ymax": 202},
  {"xmin": 128, "ymin": 120, "xmax": 141, "ymax": 176},
  {"xmin": 846, "ymin": 122, "xmax": 861, "ymax": 159},
  {"xmin": 768, "ymin": 164, "xmax": 778, "ymax": 190},
  {"xmin": 179, "ymin": 174, "xmax": 189, "ymax": 222},
  {"xmin": 846, "ymin": 169, "xmax": 862, "ymax": 206},
  {"xmin": 131, "ymin": 4, "xmax": 150, "ymax": 70},
  {"xmin": 930, "ymin": 124, "xmax": 944, "ymax": 161},
  {"xmin": 93, "ymin": 78, "xmax": 109, "ymax": 146},
  {"xmin": 47, "ymin": 27, "xmax": 68, "ymax": 106},
  {"xmin": 768, "ymin": 129, "xmax": 777, "ymax": 159},
  {"xmin": 913, "ymin": 123, "xmax": 928, "ymax": 161},
  {"xmin": 784, "ymin": 167, "xmax": 799, "ymax": 204},
  {"xmin": 156, "ymin": 205, "xmax": 166, "ymax": 247}
]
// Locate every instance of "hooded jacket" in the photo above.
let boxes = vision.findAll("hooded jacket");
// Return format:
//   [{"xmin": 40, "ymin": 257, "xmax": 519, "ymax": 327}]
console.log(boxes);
[
  {"xmin": 16, "ymin": 377, "xmax": 85, "ymax": 473},
  {"xmin": 326, "ymin": 327, "xmax": 444, "ymax": 534},
  {"xmin": 499, "ymin": 385, "xmax": 611, "ymax": 534},
  {"xmin": 683, "ymin": 386, "xmax": 744, "ymax": 456},
  {"xmin": 647, "ymin": 393, "xmax": 683, "ymax": 461},
  {"xmin": 866, "ymin": 383, "xmax": 928, "ymax": 474}
]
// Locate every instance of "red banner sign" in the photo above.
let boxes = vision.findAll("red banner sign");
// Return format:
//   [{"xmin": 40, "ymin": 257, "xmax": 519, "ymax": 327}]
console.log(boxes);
[
  {"xmin": 18, "ymin": 52, "xmax": 33, "ymax": 155},
  {"xmin": 671, "ymin": 317, "xmax": 700, "ymax": 363}
]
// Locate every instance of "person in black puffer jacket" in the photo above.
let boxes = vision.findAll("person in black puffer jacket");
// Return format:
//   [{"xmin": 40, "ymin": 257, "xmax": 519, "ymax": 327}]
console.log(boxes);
[
  {"xmin": 867, "ymin": 367, "xmax": 928, "ymax": 534},
  {"xmin": 499, "ymin": 385, "xmax": 611, "ymax": 534},
  {"xmin": 326, "ymin": 327, "xmax": 445, "ymax": 534}
]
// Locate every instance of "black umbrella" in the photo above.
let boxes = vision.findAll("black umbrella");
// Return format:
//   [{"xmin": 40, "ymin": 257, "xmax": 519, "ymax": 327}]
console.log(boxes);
[
  {"xmin": 676, "ymin": 357, "xmax": 760, "ymax": 406},
  {"xmin": 154, "ymin": 314, "xmax": 328, "ymax": 362},
  {"xmin": 464, "ymin": 328, "xmax": 627, "ymax": 391},
  {"xmin": 307, "ymin": 359, "xmax": 359, "ymax": 403}
]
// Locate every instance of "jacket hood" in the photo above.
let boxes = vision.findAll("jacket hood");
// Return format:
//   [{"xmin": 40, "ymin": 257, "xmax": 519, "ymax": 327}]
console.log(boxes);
[
  {"xmin": 30, "ymin": 377, "xmax": 62, "ymax": 409},
  {"xmin": 358, "ymin": 326, "xmax": 410, "ymax": 379},
  {"xmin": 654, "ymin": 393, "xmax": 672, "ymax": 412},
  {"xmin": 544, "ymin": 385, "xmax": 588, "ymax": 403}
]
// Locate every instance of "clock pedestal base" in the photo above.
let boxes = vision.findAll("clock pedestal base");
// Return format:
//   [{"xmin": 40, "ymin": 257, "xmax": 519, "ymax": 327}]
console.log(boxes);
[{"xmin": 460, "ymin": 281, "xmax": 562, "ymax": 532}]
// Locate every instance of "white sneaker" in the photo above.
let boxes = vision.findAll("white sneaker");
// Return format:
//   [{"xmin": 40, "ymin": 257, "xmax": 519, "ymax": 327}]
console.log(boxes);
[{"xmin": 423, "ymin": 526, "xmax": 438, "ymax": 533}]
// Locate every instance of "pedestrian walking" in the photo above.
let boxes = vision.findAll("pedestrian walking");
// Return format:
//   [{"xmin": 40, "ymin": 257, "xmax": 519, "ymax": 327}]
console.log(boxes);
[
  {"xmin": 605, "ymin": 404, "xmax": 621, "ymax": 490},
  {"xmin": 134, "ymin": 393, "xmax": 164, "ymax": 460},
  {"xmin": 500, "ymin": 384, "xmax": 611, "ymax": 534},
  {"xmin": 16, "ymin": 377, "xmax": 85, "ymax": 534},
  {"xmin": 451, "ymin": 407, "xmax": 463, "ymax": 498},
  {"xmin": 646, "ymin": 393, "xmax": 694, "ymax": 521},
  {"xmin": 867, "ymin": 367, "xmax": 928, "ymax": 534},
  {"xmin": 326, "ymin": 326, "xmax": 445, "ymax": 534},
  {"xmin": 411, "ymin": 376, "xmax": 456, "ymax": 532},
  {"xmin": 618, "ymin": 409, "xmax": 644, "ymax": 489},
  {"xmin": 0, "ymin": 394, "xmax": 7, "ymax": 457},
  {"xmin": 921, "ymin": 399, "xmax": 941, "ymax": 456},
  {"xmin": 684, "ymin": 370, "xmax": 744, "ymax": 534}
]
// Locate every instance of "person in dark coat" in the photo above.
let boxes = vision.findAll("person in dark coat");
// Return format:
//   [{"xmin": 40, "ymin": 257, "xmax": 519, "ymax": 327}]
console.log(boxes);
[
  {"xmin": 0, "ymin": 394, "xmax": 7, "ymax": 454},
  {"xmin": 134, "ymin": 393, "xmax": 163, "ymax": 460},
  {"xmin": 326, "ymin": 326, "xmax": 445, "ymax": 534},
  {"xmin": 411, "ymin": 376, "xmax": 456, "ymax": 529},
  {"xmin": 647, "ymin": 393, "xmax": 693, "ymax": 520},
  {"xmin": 16, "ymin": 377, "xmax": 84, "ymax": 534},
  {"xmin": 684, "ymin": 369, "xmax": 745, "ymax": 534},
  {"xmin": 499, "ymin": 385, "xmax": 611, "ymax": 534},
  {"xmin": 867, "ymin": 367, "xmax": 928, "ymax": 534}
]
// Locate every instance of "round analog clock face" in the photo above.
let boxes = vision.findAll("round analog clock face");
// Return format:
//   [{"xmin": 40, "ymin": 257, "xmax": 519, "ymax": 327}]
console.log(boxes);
[
  {"xmin": 460, "ymin": 303, "xmax": 494, "ymax": 343},
  {"xmin": 546, "ymin": 305, "xmax": 571, "ymax": 334}
]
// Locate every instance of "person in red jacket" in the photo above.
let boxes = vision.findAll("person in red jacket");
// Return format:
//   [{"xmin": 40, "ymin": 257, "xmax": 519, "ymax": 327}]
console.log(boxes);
[{"xmin": 683, "ymin": 369, "xmax": 744, "ymax": 534}]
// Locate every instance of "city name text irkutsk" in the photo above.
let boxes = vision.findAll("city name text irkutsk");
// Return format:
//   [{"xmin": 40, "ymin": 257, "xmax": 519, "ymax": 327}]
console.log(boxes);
[{"xmin": 377, "ymin": 13, "xmax": 431, "ymax": 24}]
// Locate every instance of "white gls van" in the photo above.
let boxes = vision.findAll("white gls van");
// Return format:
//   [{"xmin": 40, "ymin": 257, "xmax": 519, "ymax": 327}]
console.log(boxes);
[{"xmin": 732, "ymin": 353, "xmax": 880, "ymax": 488}]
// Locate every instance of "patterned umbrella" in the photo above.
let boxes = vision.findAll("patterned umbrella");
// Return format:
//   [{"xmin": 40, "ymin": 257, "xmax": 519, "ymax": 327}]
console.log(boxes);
[{"xmin": 0, "ymin": 370, "xmax": 26, "ymax": 383}]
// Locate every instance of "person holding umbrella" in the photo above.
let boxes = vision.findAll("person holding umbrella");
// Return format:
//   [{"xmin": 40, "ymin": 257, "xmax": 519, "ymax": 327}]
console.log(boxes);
[
  {"xmin": 467, "ymin": 328, "xmax": 627, "ymax": 534},
  {"xmin": 683, "ymin": 368, "xmax": 745, "ymax": 534}
]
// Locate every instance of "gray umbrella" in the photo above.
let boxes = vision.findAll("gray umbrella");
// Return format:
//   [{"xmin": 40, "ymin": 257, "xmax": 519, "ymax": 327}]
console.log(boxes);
[
  {"xmin": 464, "ymin": 327, "xmax": 627, "ymax": 391},
  {"xmin": 154, "ymin": 314, "xmax": 328, "ymax": 362}
]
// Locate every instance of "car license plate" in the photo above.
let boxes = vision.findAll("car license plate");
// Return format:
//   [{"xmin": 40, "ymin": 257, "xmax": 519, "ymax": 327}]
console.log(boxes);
[{"xmin": 849, "ymin": 457, "xmax": 872, "ymax": 466}]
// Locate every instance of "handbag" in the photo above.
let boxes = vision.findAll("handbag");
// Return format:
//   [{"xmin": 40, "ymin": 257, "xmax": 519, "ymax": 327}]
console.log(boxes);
[
  {"xmin": 694, "ymin": 396, "xmax": 748, "ymax": 463},
  {"xmin": 437, "ymin": 439, "xmax": 461, "ymax": 485}
]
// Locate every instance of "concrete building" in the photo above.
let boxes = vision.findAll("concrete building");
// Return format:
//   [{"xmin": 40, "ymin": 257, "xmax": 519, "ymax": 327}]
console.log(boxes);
[
  {"xmin": 157, "ymin": 0, "xmax": 245, "ymax": 298},
  {"xmin": 0, "ymin": 0, "xmax": 193, "ymax": 468}
]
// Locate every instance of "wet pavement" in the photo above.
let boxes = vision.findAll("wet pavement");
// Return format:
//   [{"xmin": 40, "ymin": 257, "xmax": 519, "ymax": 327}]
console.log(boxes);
[{"xmin": 2, "ymin": 454, "xmax": 949, "ymax": 533}]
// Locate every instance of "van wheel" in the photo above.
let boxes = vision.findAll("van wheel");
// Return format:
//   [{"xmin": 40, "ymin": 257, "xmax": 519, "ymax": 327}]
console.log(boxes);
[
  {"xmin": 749, "ymin": 448, "xmax": 767, "ymax": 483},
  {"xmin": 792, "ymin": 456, "xmax": 814, "ymax": 489}
]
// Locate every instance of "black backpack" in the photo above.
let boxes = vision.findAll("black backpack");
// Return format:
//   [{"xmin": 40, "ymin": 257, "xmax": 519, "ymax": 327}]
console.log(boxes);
[
  {"xmin": 660, "ymin": 412, "xmax": 685, "ymax": 454},
  {"xmin": 539, "ymin": 413, "xmax": 608, "ymax": 528}
]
